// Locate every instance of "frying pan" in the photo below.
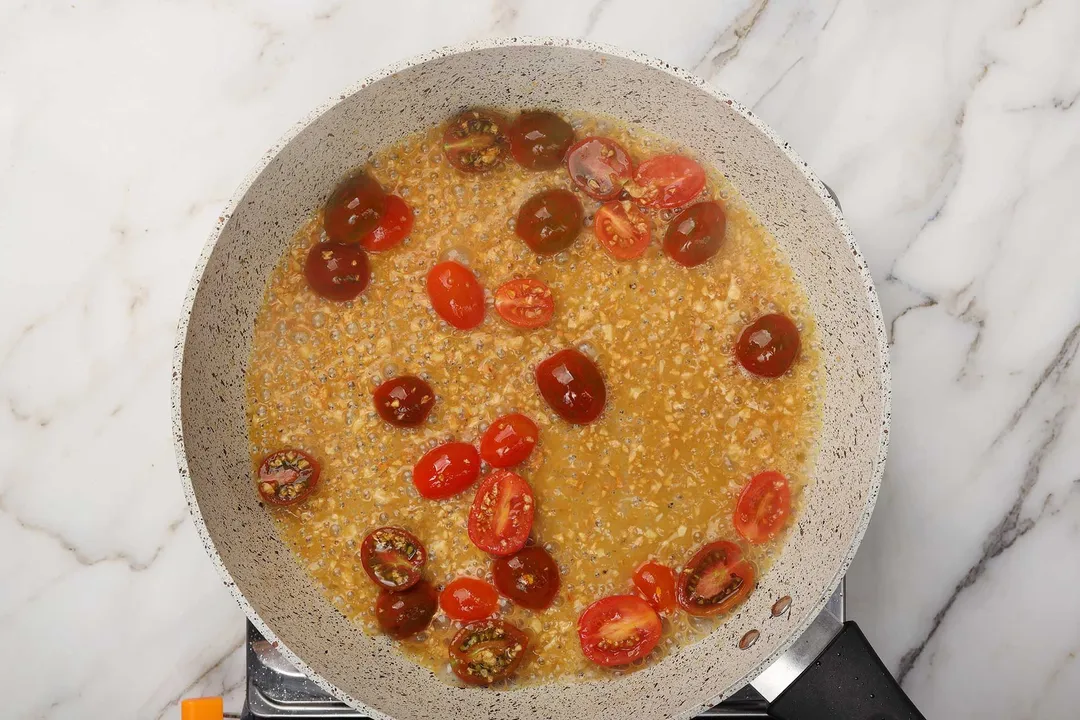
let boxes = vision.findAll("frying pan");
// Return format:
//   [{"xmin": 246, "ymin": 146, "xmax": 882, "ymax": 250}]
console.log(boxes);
[{"xmin": 173, "ymin": 38, "xmax": 921, "ymax": 720}]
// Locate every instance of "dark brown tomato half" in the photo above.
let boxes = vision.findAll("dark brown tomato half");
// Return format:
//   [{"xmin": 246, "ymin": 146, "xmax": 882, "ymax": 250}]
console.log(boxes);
[
  {"xmin": 535, "ymin": 348, "xmax": 606, "ymax": 424},
  {"xmin": 375, "ymin": 579, "xmax": 437, "ymax": 639},
  {"xmin": 360, "ymin": 526, "xmax": 427, "ymax": 592},
  {"xmin": 323, "ymin": 171, "xmax": 387, "ymax": 243},
  {"xmin": 372, "ymin": 375, "xmax": 435, "ymax": 427},
  {"xmin": 256, "ymin": 449, "xmax": 321, "ymax": 505},
  {"xmin": 735, "ymin": 314, "xmax": 801, "ymax": 378},
  {"xmin": 304, "ymin": 242, "xmax": 370, "ymax": 302},
  {"xmin": 449, "ymin": 619, "xmax": 530, "ymax": 686},
  {"xmin": 663, "ymin": 200, "xmax": 727, "ymax": 268},
  {"xmin": 515, "ymin": 189, "xmax": 584, "ymax": 254},
  {"xmin": 565, "ymin": 136, "xmax": 634, "ymax": 201},
  {"xmin": 442, "ymin": 108, "xmax": 509, "ymax": 173},
  {"xmin": 508, "ymin": 110, "xmax": 575, "ymax": 170},
  {"xmin": 676, "ymin": 540, "xmax": 756, "ymax": 617},
  {"xmin": 492, "ymin": 545, "xmax": 561, "ymax": 610}
]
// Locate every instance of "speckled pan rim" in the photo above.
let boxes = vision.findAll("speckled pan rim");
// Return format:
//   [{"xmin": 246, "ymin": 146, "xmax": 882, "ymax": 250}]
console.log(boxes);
[{"xmin": 171, "ymin": 36, "xmax": 891, "ymax": 719}]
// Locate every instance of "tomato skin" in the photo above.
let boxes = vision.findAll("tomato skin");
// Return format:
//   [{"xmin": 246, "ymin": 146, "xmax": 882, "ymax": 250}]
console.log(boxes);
[
  {"xmin": 736, "ymin": 314, "xmax": 801, "ymax": 378},
  {"xmin": 492, "ymin": 546, "xmax": 561, "ymax": 610},
  {"xmin": 494, "ymin": 279, "xmax": 555, "ymax": 329},
  {"xmin": 535, "ymin": 349, "xmax": 606, "ymax": 425},
  {"xmin": 566, "ymin": 137, "xmax": 634, "ymax": 201},
  {"xmin": 304, "ymin": 243, "xmax": 371, "ymax": 301},
  {"xmin": 256, "ymin": 449, "xmax": 321, "ymax": 505},
  {"xmin": 442, "ymin": 109, "xmax": 509, "ymax": 173},
  {"xmin": 631, "ymin": 154, "xmax": 706, "ymax": 208},
  {"xmin": 509, "ymin": 110, "xmax": 575, "ymax": 170},
  {"xmin": 376, "ymin": 580, "xmax": 438, "ymax": 639},
  {"xmin": 631, "ymin": 561, "xmax": 677, "ymax": 615},
  {"xmin": 426, "ymin": 261, "xmax": 486, "ymax": 330},
  {"xmin": 480, "ymin": 413, "xmax": 539, "ymax": 468},
  {"xmin": 323, "ymin": 171, "xmax": 387, "ymax": 243},
  {"xmin": 734, "ymin": 471, "xmax": 792, "ymax": 544},
  {"xmin": 440, "ymin": 577, "xmax": 500, "ymax": 623},
  {"xmin": 361, "ymin": 526, "xmax": 427, "ymax": 592},
  {"xmin": 413, "ymin": 442, "xmax": 481, "ymax": 500},
  {"xmin": 359, "ymin": 194, "xmax": 413, "ymax": 251},
  {"xmin": 372, "ymin": 375, "xmax": 435, "ymax": 427},
  {"xmin": 676, "ymin": 540, "xmax": 756, "ymax": 617},
  {"xmin": 663, "ymin": 201, "xmax": 727, "ymax": 267},
  {"xmin": 449, "ymin": 619, "xmax": 529, "ymax": 685},
  {"xmin": 515, "ymin": 189, "xmax": 584, "ymax": 254},
  {"xmin": 577, "ymin": 595, "xmax": 662, "ymax": 667},
  {"xmin": 593, "ymin": 201, "xmax": 651, "ymax": 260},
  {"xmin": 467, "ymin": 470, "xmax": 535, "ymax": 556}
]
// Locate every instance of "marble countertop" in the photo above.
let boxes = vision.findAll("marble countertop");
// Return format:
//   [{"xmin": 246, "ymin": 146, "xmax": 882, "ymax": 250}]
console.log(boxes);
[{"xmin": 2, "ymin": 1, "xmax": 1078, "ymax": 718}]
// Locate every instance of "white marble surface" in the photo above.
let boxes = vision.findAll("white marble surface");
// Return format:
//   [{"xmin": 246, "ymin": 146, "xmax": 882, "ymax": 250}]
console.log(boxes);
[{"xmin": 1, "ymin": 0, "xmax": 1078, "ymax": 718}]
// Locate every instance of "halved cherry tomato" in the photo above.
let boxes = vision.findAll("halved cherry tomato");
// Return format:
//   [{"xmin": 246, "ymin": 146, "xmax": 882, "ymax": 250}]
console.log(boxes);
[
  {"xmin": 256, "ymin": 449, "xmax": 321, "ymax": 505},
  {"xmin": 304, "ymin": 242, "xmax": 370, "ymax": 301},
  {"xmin": 509, "ymin": 110, "xmax": 575, "ymax": 170},
  {"xmin": 376, "ymin": 579, "xmax": 437, "ymax": 639},
  {"xmin": 566, "ymin": 137, "xmax": 633, "ymax": 201},
  {"xmin": 413, "ymin": 442, "xmax": 480, "ymax": 500},
  {"xmin": 594, "ymin": 201, "xmax": 651, "ymax": 260},
  {"xmin": 480, "ymin": 413, "xmax": 538, "ymax": 467},
  {"xmin": 515, "ymin": 189, "xmax": 583, "ymax": 254},
  {"xmin": 494, "ymin": 279, "xmax": 554, "ymax": 329},
  {"xmin": 492, "ymin": 546, "xmax": 561, "ymax": 610},
  {"xmin": 449, "ymin": 619, "xmax": 529, "ymax": 686},
  {"xmin": 440, "ymin": 577, "xmax": 500, "ymax": 623},
  {"xmin": 442, "ymin": 109, "xmax": 508, "ymax": 173},
  {"xmin": 359, "ymin": 194, "xmax": 413, "ymax": 251},
  {"xmin": 736, "ymin": 314, "xmax": 801, "ymax": 378},
  {"xmin": 426, "ymin": 261, "xmax": 485, "ymax": 330},
  {"xmin": 372, "ymin": 375, "xmax": 435, "ymax": 427},
  {"xmin": 535, "ymin": 348, "xmax": 606, "ymax": 425},
  {"xmin": 468, "ymin": 470, "xmax": 535, "ymax": 556},
  {"xmin": 663, "ymin": 200, "xmax": 727, "ymax": 267},
  {"xmin": 361, "ymin": 526, "xmax": 427, "ymax": 592},
  {"xmin": 577, "ymin": 595, "xmax": 662, "ymax": 667},
  {"xmin": 734, "ymin": 471, "xmax": 792, "ymax": 544},
  {"xmin": 323, "ymin": 171, "xmax": 387, "ymax": 243},
  {"xmin": 630, "ymin": 154, "xmax": 706, "ymax": 208},
  {"xmin": 676, "ymin": 540, "xmax": 756, "ymax": 617},
  {"xmin": 631, "ymin": 561, "xmax": 677, "ymax": 615}
]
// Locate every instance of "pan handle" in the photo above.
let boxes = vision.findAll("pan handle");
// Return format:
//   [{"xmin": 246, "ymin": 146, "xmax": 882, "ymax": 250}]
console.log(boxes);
[{"xmin": 767, "ymin": 621, "xmax": 925, "ymax": 720}]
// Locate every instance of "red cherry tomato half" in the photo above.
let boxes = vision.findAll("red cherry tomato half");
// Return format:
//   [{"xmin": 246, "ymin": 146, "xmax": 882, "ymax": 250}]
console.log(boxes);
[
  {"xmin": 593, "ymin": 201, "xmax": 651, "ymax": 260},
  {"xmin": 734, "ymin": 471, "xmax": 792, "ymax": 544},
  {"xmin": 467, "ymin": 470, "xmax": 535, "ymax": 556},
  {"xmin": 440, "ymin": 577, "xmax": 500, "ymax": 623},
  {"xmin": 494, "ymin": 279, "xmax": 555, "ymax": 329},
  {"xmin": 359, "ymin": 194, "xmax": 413, "ymax": 251},
  {"xmin": 492, "ymin": 546, "xmax": 561, "ymax": 610},
  {"xmin": 304, "ymin": 243, "xmax": 370, "ymax": 301},
  {"xmin": 442, "ymin": 109, "xmax": 509, "ymax": 173},
  {"xmin": 535, "ymin": 348, "xmax": 606, "ymax": 425},
  {"xmin": 372, "ymin": 375, "xmax": 435, "ymax": 427},
  {"xmin": 376, "ymin": 579, "xmax": 437, "ymax": 639},
  {"xmin": 735, "ymin": 314, "xmax": 801, "ymax": 378},
  {"xmin": 566, "ymin": 137, "xmax": 634, "ymax": 201},
  {"xmin": 323, "ymin": 171, "xmax": 387, "ymax": 243},
  {"xmin": 426, "ymin": 261, "xmax": 486, "ymax": 330},
  {"xmin": 515, "ymin": 189, "xmax": 584, "ymax": 254},
  {"xmin": 663, "ymin": 201, "xmax": 727, "ymax": 267},
  {"xmin": 480, "ymin": 413, "xmax": 539, "ymax": 468},
  {"xmin": 577, "ymin": 595, "xmax": 662, "ymax": 667},
  {"xmin": 361, "ymin": 526, "xmax": 427, "ymax": 592},
  {"xmin": 509, "ymin": 110, "xmax": 576, "ymax": 170},
  {"xmin": 631, "ymin": 561, "xmax": 677, "ymax": 615},
  {"xmin": 256, "ymin": 449, "xmax": 321, "ymax": 505},
  {"xmin": 413, "ymin": 442, "xmax": 481, "ymax": 500},
  {"xmin": 630, "ymin": 154, "xmax": 706, "ymax": 208},
  {"xmin": 449, "ymin": 619, "xmax": 529, "ymax": 686},
  {"xmin": 676, "ymin": 540, "xmax": 756, "ymax": 617}
]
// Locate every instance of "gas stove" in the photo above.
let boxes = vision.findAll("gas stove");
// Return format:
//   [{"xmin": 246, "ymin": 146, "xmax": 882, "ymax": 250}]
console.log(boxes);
[{"xmin": 239, "ymin": 582, "xmax": 843, "ymax": 718}]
